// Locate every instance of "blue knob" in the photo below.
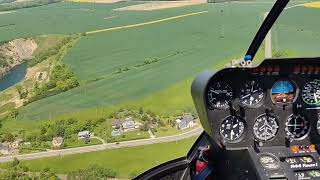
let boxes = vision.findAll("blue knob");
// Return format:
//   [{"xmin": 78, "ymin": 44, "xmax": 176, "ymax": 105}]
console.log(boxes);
[{"xmin": 244, "ymin": 55, "xmax": 252, "ymax": 61}]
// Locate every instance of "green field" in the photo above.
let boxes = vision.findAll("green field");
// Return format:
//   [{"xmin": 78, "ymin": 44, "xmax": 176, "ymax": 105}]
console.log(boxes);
[
  {"xmin": 18, "ymin": 136, "xmax": 197, "ymax": 178},
  {"xmin": 13, "ymin": 2, "xmax": 273, "ymax": 121},
  {"xmin": 0, "ymin": 0, "xmax": 316, "ymax": 122},
  {"xmin": 0, "ymin": 1, "xmax": 319, "ymax": 179}
]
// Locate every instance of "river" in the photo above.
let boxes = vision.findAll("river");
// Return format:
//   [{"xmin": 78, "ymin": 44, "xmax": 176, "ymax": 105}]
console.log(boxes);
[{"xmin": 0, "ymin": 63, "xmax": 27, "ymax": 91}]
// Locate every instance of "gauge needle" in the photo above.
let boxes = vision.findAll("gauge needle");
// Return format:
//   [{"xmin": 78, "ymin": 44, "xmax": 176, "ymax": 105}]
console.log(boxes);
[
  {"xmin": 230, "ymin": 130, "xmax": 234, "ymax": 140},
  {"xmin": 233, "ymin": 124, "xmax": 238, "ymax": 128},
  {"xmin": 314, "ymin": 93, "xmax": 319, "ymax": 103},
  {"xmin": 211, "ymin": 90, "xmax": 219, "ymax": 94},
  {"xmin": 241, "ymin": 94, "xmax": 251, "ymax": 99}
]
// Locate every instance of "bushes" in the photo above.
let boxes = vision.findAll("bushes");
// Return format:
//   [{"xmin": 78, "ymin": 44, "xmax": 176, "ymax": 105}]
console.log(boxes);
[
  {"xmin": 29, "ymin": 36, "xmax": 73, "ymax": 67},
  {"xmin": 67, "ymin": 164, "xmax": 117, "ymax": 179},
  {"xmin": 24, "ymin": 118, "xmax": 107, "ymax": 148},
  {"xmin": 0, "ymin": 0, "xmax": 62, "ymax": 12},
  {"xmin": 25, "ymin": 64, "xmax": 79, "ymax": 105},
  {"xmin": 0, "ymin": 0, "xmax": 15, "ymax": 4}
]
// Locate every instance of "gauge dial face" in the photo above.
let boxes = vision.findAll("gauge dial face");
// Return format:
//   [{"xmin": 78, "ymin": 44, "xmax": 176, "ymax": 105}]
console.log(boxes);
[
  {"xmin": 253, "ymin": 114, "xmax": 279, "ymax": 141},
  {"xmin": 302, "ymin": 79, "xmax": 320, "ymax": 105},
  {"xmin": 285, "ymin": 115, "xmax": 310, "ymax": 140},
  {"xmin": 240, "ymin": 80, "xmax": 264, "ymax": 108},
  {"xmin": 271, "ymin": 80, "xmax": 296, "ymax": 104},
  {"xmin": 207, "ymin": 81, "xmax": 233, "ymax": 109},
  {"xmin": 259, "ymin": 154, "xmax": 280, "ymax": 170},
  {"xmin": 220, "ymin": 115, "xmax": 245, "ymax": 143}
]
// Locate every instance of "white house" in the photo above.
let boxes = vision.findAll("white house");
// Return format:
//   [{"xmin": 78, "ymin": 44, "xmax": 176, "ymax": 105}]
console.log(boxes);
[
  {"xmin": 122, "ymin": 118, "xmax": 136, "ymax": 132},
  {"xmin": 176, "ymin": 115, "xmax": 196, "ymax": 130},
  {"xmin": 77, "ymin": 130, "xmax": 91, "ymax": 140}
]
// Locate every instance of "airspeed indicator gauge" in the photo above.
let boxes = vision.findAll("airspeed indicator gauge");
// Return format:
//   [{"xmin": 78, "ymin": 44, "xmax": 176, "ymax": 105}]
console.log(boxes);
[
  {"xmin": 240, "ymin": 80, "xmax": 264, "ymax": 108},
  {"xmin": 253, "ymin": 114, "xmax": 279, "ymax": 142},
  {"xmin": 220, "ymin": 115, "xmax": 245, "ymax": 143}
]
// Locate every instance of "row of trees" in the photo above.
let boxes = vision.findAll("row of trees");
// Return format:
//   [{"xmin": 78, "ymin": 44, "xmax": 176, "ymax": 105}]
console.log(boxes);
[
  {"xmin": 67, "ymin": 164, "xmax": 117, "ymax": 179},
  {"xmin": 29, "ymin": 36, "xmax": 74, "ymax": 67},
  {"xmin": 25, "ymin": 64, "xmax": 79, "ymax": 105},
  {"xmin": 0, "ymin": 158, "xmax": 60, "ymax": 180},
  {"xmin": 25, "ymin": 118, "xmax": 105, "ymax": 143},
  {"xmin": 1, "ymin": 159, "xmax": 117, "ymax": 180},
  {"xmin": 0, "ymin": 0, "xmax": 15, "ymax": 4},
  {"xmin": 0, "ymin": 0, "xmax": 61, "ymax": 11}
]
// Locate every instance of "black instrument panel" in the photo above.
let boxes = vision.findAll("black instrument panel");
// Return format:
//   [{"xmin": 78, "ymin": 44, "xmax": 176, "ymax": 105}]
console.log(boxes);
[{"xmin": 197, "ymin": 58, "xmax": 320, "ymax": 149}]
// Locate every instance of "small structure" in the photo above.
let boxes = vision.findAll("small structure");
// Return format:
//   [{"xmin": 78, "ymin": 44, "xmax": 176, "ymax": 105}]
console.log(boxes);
[
  {"xmin": 78, "ymin": 130, "xmax": 91, "ymax": 140},
  {"xmin": 0, "ymin": 143, "xmax": 10, "ymax": 155},
  {"xmin": 122, "ymin": 118, "xmax": 135, "ymax": 132},
  {"xmin": 8, "ymin": 140, "xmax": 22, "ymax": 149},
  {"xmin": 112, "ymin": 119, "xmax": 123, "ymax": 129},
  {"xmin": 52, "ymin": 137, "xmax": 64, "ymax": 148},
  {"xmin": 111, "ymin": 129, "xmax": 122, "ymax": 136},
  {"xmin": 176, "ymin": 115, "xmax": 196, "ymax": 130},
  {"xmin": 134, "ymin": 122, "xmax": 142, "ymax": 129}
]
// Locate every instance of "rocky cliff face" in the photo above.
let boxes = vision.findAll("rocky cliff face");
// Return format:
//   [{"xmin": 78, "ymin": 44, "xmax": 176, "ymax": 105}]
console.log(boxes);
[{"xmin": 0, "ymin": 38, "xmax": 37, "ymax": 77}]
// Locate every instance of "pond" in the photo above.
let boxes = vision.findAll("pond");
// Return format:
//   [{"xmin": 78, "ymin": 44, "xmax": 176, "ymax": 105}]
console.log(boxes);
[{"xmin": 0, "ymin": 63, "xmax": 27, "ymax": 91}]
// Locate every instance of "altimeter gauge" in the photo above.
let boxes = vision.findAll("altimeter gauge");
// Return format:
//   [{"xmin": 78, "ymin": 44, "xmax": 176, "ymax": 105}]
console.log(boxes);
[
  {"xmin": 253, "ymin": 114, "xmax": 279, "ymax": 141},
  {"xmin": 220, "ymin": 115, "xmax": 245, "ymax": 143},
  {"xmin": 207, "ymin": 81, "xmax": 233, "ymax": 109},
  {"xmin": 302, "ymin": 79, "xmax": 320, "ymax": 105},
  {"xmin": 240, "ymin": 80, "xmax": 264, "ymax": 108},
  {"xmin": 285, "ymin": 114, "xmax": 310, "ymax": 140}
]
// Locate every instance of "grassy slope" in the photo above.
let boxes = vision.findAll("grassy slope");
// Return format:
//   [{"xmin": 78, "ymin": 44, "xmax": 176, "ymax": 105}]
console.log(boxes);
[
  {"xmin": 16, "ymin": 2, "xmax": 271, "ymax": 121},
  {"xmin": 19, "ymin": 136, "xmax": 197, "ymax": 178}
]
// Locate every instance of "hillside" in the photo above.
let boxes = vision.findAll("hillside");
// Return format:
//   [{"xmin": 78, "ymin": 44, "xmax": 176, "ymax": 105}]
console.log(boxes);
[{"xmin": 0, "ymin": 38, "xmax": 37, "ymax": 78}]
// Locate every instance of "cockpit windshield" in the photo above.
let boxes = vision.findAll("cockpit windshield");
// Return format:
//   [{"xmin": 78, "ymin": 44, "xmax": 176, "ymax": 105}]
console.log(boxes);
[{"xmin": 0, "ymin": 0, "xmax": 319, "ymax": 179}]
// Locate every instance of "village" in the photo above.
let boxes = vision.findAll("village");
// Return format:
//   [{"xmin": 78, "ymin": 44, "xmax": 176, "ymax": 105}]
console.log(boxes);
[{"xmin": 0, "ymin": 108, "xmax": 198, "ymax": 156}]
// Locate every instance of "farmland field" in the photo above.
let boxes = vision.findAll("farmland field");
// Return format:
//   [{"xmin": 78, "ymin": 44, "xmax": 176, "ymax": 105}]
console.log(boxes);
[
  {"xmin": 0, "ymin": 0, "xmax": 319, "ymax": 178},
  {"xmin": 18, "ymin": 136, "xmax": 197, "ymax": 178},
  {"xmin": 0, "ymin": 0, "xmax": 317, "ymax": 122},
  {"xmin": 15, "ymin": 2, "xmax": 272, "ymax": 121}
]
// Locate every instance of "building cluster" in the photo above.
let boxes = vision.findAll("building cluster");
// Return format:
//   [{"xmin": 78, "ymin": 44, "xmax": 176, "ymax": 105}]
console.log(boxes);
[{"xmin": 111, "ymin": 117, "xmax": 142, "ymax": 136}]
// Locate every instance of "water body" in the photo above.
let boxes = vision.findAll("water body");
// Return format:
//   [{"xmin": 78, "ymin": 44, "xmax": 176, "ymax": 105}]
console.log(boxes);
[{"xmin": 0, "ymin": 63, "xmax": 27, "ymax": 91}]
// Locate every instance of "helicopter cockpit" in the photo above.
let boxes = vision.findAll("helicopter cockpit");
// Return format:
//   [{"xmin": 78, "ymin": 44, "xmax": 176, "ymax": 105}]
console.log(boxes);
[{"xmin": 135, "ymin": 0, "xmax": 320, "ymax": 179}]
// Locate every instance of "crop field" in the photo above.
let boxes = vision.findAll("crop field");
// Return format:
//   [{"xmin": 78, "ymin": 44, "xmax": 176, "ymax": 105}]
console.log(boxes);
[
  {"xmin": 15, "ymin": 2, "xmax": 273, "ymax": 121},
  {"xmin": 0, "ymin": 0, "xmax": 318, "ymax": 123}
]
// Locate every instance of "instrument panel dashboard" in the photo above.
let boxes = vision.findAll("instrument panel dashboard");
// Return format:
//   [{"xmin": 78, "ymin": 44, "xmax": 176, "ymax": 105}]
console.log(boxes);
[{"xmin": 192, "ymin": 58, "xmax": 320, "ymax": 150}]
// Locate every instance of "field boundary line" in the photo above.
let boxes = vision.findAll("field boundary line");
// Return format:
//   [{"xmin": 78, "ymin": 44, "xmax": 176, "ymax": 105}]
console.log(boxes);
[{"xmin": 86, "ymin": 10, "xmax": 208, "ymax": 35}]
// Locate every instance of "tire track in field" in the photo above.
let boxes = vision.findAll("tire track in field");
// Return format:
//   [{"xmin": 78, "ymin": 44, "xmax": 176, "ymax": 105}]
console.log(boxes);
[{"xmin": 86, "ymin": 10, "xmax": 208, "ymax": 35}]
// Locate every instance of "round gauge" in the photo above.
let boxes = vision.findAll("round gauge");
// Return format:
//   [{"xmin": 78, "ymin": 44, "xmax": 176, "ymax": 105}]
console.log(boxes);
[
  {"xmin": 239, "ymin": 80, "xmax": 264, "ymax": 108},
  {"xmin": 285, "ymin": 114, "xmax": 310, "ymax": 140},
  {"xmin": 271, "ymin": 80, "xmax": 296, "ymax": 104},
  {"xmin": 253, "ymin": 114, "xmax": 279, "ymax": 141},
  {"xmin": 259, "ymin": 154, "xmax": 280, "ymax": 170},
  {"xmin": 207, "ymin": 81, "xmax": 233, "ymax": 109},
  {"xmin": 302, "ymin": 79, "xmax": 320, "ymax": 105},
  {"xmin": 219, "ymin": 115, "xmax": 245, "ymax": 143}
]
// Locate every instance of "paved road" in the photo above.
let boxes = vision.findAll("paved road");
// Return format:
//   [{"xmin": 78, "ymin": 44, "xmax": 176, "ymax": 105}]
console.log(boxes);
[{"xmin": 0, "ymin": 127, "xmax": 203, "ymax": 162}]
